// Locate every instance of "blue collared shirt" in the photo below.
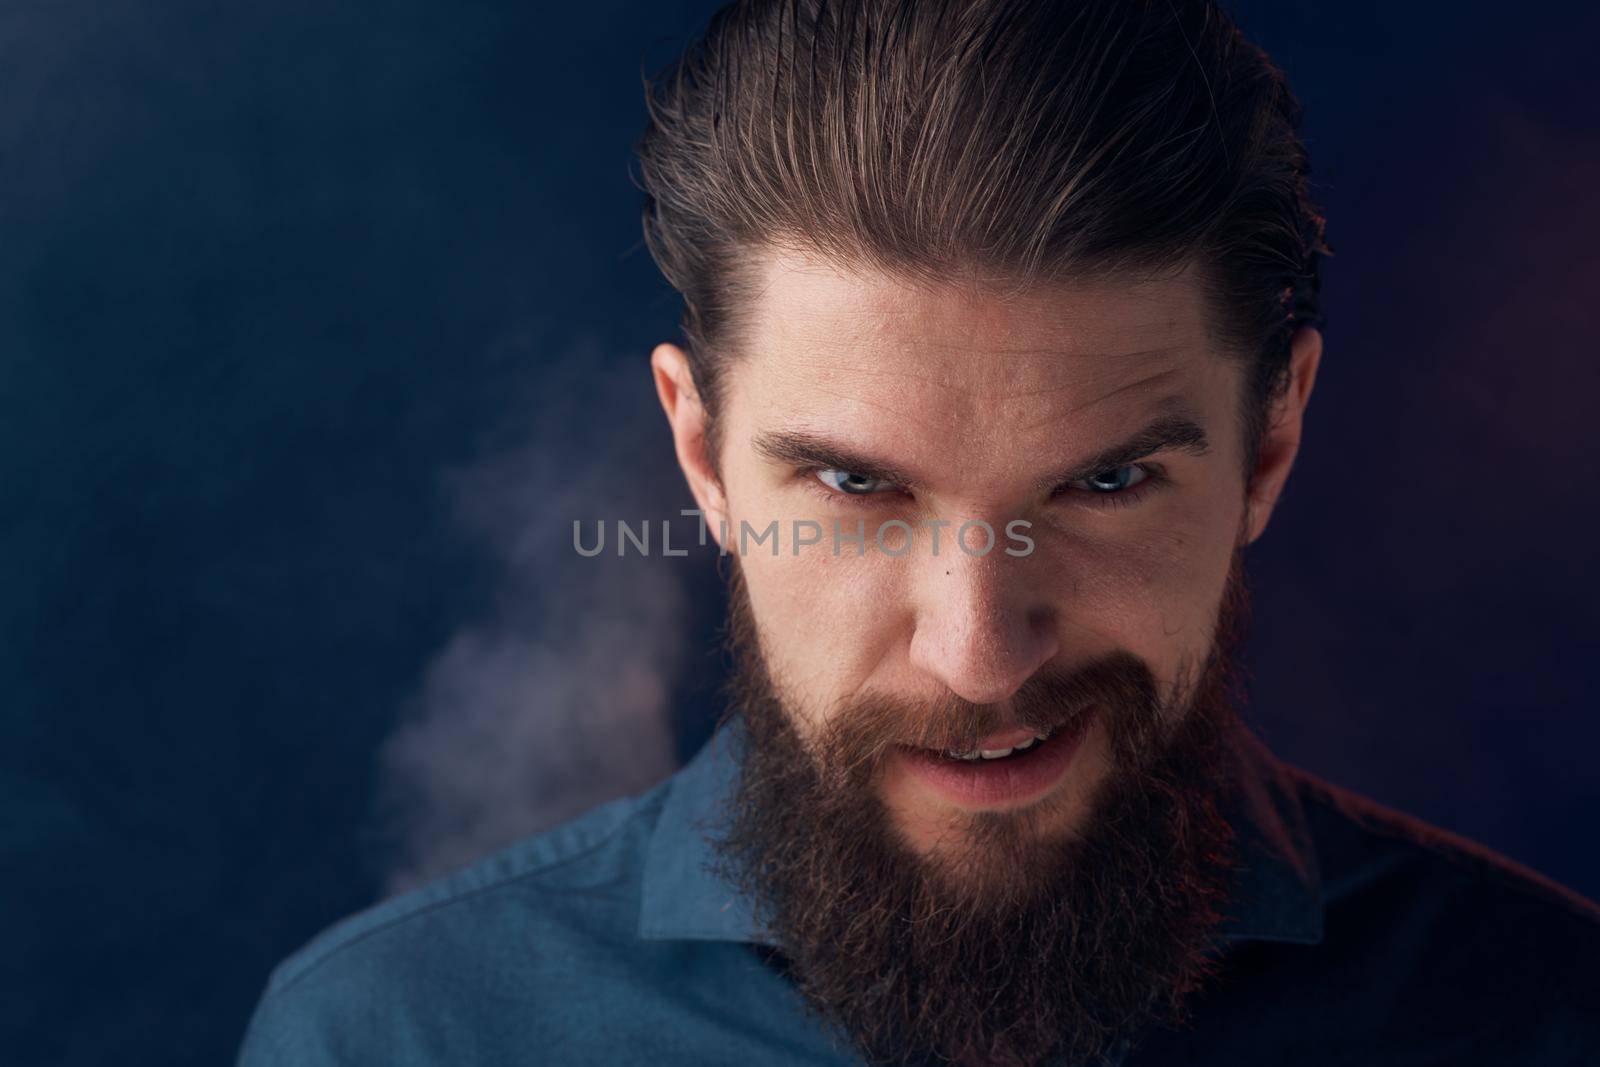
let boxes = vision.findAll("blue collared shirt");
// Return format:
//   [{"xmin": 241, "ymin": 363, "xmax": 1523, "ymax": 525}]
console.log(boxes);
[{"xmin": 238, "ymin": 718, "xmax": 1600, "ymax": 1065}]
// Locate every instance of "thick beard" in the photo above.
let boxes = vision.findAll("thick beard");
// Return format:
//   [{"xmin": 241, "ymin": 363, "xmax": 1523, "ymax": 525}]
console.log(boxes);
[{"xmin": 709, "ymin": 555, "xmax": 1252, "ymax": 1067}]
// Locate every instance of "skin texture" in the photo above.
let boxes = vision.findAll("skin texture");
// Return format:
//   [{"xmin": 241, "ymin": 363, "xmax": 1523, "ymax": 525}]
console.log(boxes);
[{"xmin": 652, "ymin": 247, "xmax": 1321, "ymax": 865}]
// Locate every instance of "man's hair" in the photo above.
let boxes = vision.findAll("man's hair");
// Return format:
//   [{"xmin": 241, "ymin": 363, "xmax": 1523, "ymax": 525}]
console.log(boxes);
[{"xmin": 635, "ymin": 0, "xmax": 1331, "ymax": 477}]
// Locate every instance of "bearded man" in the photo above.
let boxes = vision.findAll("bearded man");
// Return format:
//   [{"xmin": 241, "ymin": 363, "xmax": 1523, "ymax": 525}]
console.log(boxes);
[{"xmin": 239, "ymin": 2, "xmax": 1600, "ymax": 1065}]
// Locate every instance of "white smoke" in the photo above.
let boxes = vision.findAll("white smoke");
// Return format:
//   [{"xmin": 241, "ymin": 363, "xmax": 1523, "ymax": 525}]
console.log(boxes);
[{"xmin": 377, "ymin": 334, "xmax": 699, "ymax": 894}]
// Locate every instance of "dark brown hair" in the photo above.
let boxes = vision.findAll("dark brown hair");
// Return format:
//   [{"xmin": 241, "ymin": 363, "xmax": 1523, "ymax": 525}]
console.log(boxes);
[{"xmin": 635, "ymin": 0, "xmax": 1330, "ymax": 477}]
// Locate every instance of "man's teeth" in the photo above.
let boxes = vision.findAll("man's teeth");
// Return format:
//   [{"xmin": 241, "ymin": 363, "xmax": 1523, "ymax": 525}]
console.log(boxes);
[{"xmin": 945, "ymin": 732, "xmax": 1051, "ymax": 761}]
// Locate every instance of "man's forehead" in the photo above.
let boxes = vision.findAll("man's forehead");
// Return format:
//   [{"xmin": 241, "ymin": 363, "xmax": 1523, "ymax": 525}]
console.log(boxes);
[
  {"xmin": 732, "ymin": 247, "xmax": 1230, "ymax": 466},
  {"xmin": 743, "ymin": 248, "xmax": 1216, "ymax": 386}
]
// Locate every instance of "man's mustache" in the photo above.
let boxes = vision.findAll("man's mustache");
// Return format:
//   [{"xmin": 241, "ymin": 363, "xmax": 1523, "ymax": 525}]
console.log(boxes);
[{"xmin": 813, "ymin": 650, "xmax": 1164, "ymax": 779}]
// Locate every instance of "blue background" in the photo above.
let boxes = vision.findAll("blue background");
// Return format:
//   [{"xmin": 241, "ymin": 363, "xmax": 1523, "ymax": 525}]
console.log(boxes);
[{"xmin": 4, "ymin": 2, "xmax": 1597, "ymax": 1065}]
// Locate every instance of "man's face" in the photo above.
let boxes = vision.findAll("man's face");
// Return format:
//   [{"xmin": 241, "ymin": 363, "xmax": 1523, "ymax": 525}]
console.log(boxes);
[
  {"xmin": 680, "ymin": 250, "xmax": 1256, "ymax": 858},
  {"xmin": 653, "ymin": 249, "xmax": 1318, "ymax": 1065}
]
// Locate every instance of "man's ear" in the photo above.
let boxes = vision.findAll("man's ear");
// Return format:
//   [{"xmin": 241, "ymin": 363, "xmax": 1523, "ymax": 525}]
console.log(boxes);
[
  {"xmin": 651, "ymin": 343, "xmax": 729, "ymax": 546},
  {"xmin": 1242, "ymin": 326, "xmax": 1322, "ymax": 546}
]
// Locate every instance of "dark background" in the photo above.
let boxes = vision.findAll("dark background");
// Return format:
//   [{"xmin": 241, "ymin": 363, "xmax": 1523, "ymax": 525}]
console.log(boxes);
[{"xmin": 4, "ymin": 2, "xmax": 1597, "ymax": 1065}]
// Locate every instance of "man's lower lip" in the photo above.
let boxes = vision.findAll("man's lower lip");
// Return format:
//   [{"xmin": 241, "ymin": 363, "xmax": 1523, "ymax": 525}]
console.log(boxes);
[{"xmin": 894, "ymin": 711, "xmax": 1095, "ymax": 810}]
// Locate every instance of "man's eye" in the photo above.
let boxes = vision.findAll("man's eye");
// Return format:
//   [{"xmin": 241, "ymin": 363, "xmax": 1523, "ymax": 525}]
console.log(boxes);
[
  {"xmin": 816, "ymin": 469, "xmax": 888, "ymax": 495},
  {"xmin": 1067, "ymin": 464, "xmax": 1149, "ymax": 494}
]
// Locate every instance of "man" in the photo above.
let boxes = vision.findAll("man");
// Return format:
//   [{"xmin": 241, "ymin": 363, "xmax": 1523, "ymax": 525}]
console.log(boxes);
[{"xmin": 239, "ymin": 2, "xmax": 1600, "ymax": 1065}]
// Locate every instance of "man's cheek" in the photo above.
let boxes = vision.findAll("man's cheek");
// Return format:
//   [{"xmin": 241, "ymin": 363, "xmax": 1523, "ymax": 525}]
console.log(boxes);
[
  {"xmin": 741, "ymin": 551, "xmax": 884, "ymax": 697},
  {"xmin": 1044, "ymin": 568, "xmax": 1215, "ymax": 707}
]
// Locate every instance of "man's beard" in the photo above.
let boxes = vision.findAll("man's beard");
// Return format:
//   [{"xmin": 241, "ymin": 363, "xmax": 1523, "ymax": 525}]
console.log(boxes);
[{"xmin": 709, "ymin": 555, "xmax": 1253, "ymax": 1067}]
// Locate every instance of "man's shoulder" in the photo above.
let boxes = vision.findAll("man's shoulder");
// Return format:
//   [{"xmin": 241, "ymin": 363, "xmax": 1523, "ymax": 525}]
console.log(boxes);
[
  {"xmin": 238, "ymin": 779, "xmax": 675, "ymax": 1064},
  {"xmin": 1282, "ymin": 760, "xmax": 1600, "ymax": 1036},
  {"xmin": 270, "ymin": 781, "xmax": 668, "ymax": 995},
  {"xmin": 1288, "ymin": 762, "xmax": 1600, "ymax": 930}
]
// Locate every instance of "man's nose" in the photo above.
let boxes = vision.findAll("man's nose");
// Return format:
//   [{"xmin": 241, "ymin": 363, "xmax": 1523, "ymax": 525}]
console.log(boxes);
[{"xmin": 905, "ymin": 542, "xmax": 1059, "ymax": 706}]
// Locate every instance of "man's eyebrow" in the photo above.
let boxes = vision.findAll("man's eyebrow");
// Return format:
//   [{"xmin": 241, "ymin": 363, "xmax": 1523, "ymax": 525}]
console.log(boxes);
[
  {"xmin": 1034, "ymin": 413, "xmax": 1211, "ymax": 491},
  {"xmin": 753, "ymin": 430, "xmax": 923, "ymax": 488}
]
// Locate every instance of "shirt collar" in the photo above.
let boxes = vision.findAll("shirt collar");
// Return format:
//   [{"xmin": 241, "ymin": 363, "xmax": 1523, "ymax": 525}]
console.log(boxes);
[{"xmin": 638, "ymin": 715, "xmax": 1323, "ymax": 947}]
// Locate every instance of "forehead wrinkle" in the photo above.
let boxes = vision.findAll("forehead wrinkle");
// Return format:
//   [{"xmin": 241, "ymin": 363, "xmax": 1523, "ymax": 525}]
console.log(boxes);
[
  {"xmin": 1013, "ymin": 366, "xmax": 1187, "ymax": 434},
  {"xmin": 763, "ymin": 340, "xmax": 1197, "ymax": 408},
  {"xmin": 761, "ymin": 354, "xmax": 997, "ymax": 432},
  {"xmin": 966, "ymin": 348, "xmax": 1192, "ymax": 400},
  {"xmin": 766, "ymin": 352, "xmax": 973, "ymax": 396},
  {"xmin": 779, "ymin": 381, "xmax": 956, "ymax": 439},
  {"xmin": 753, "ymin": 348, "xmax": 979, "ymax": 446}
]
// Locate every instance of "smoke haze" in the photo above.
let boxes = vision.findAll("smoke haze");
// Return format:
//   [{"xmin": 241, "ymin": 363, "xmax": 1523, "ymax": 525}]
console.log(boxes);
[{"xmin": 376, "ymin": 336, "xmax": 701, "ymax": 893}]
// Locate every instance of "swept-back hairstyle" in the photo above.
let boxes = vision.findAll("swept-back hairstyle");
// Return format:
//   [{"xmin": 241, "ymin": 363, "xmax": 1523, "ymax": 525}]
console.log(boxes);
[{"xmin": 635, "ymin": 0, "xmax": 1330, "ymax": 476}]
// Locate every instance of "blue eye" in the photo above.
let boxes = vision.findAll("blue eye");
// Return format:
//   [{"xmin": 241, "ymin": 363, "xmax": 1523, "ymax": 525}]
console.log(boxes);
[
  {"xmin": 1070, "ymin": 465, "xmax": 1149, "ymax": 493},
  {"xmin": 816, "ymin": 469, "xmax": 887, "ymax": 495}
]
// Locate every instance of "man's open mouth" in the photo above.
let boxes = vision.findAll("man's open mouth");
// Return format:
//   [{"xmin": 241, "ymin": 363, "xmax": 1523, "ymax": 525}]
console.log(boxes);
[
  {"xmin": 935, "ymin": 726, "xmax": 1061, "ymax": 763},
  {"xmin": 893, "ymin": 713, "xmax": 1095, "ymax": 809}
]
